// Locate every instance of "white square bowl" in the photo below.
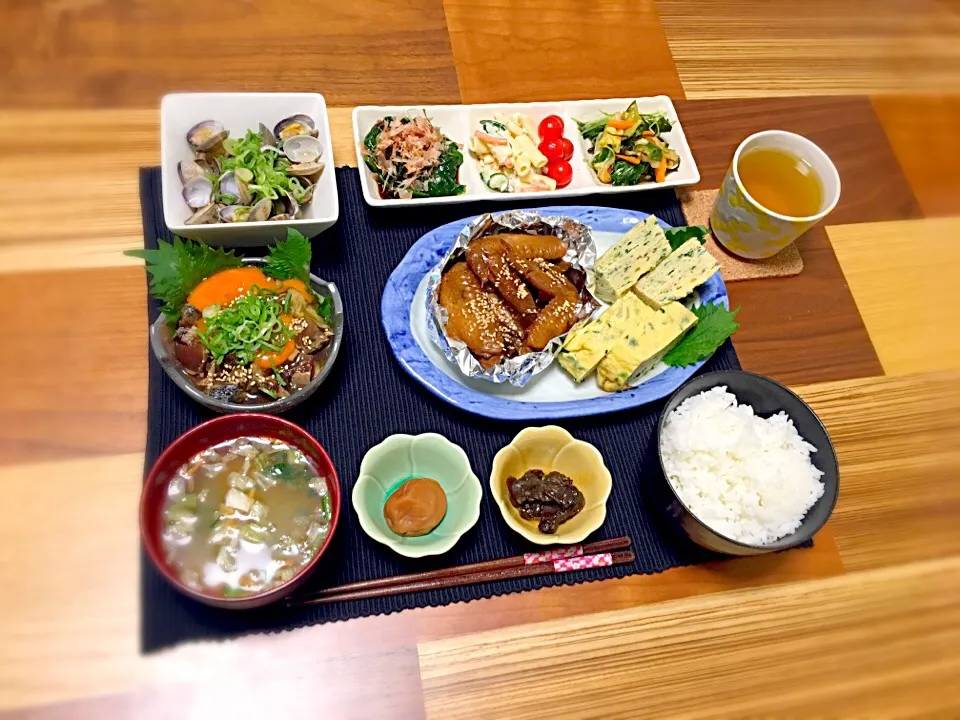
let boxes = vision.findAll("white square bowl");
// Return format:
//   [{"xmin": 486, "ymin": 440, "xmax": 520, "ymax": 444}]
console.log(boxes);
[{"xmin": 161, "ymin": 93, "xmax": 339, "ymax": 246}]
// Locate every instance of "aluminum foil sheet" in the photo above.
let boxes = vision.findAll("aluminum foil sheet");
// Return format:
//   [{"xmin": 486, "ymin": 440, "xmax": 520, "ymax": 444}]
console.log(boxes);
[{"xmin": 426, "ymin": 210, "xmax": 599, "ymax": 387}]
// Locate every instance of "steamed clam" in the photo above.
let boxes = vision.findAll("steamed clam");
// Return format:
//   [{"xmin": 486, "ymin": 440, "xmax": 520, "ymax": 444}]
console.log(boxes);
[
  {"xmin": 219, "ymin": 205, "xmax": 250, "ymax": 223},
  {"xmin": 178, "ymin": 159, "xmax": 207, "ymax": 184},
  {"xmin": 274, "ymin": 115, "xmax": 318, "ymax": 142},
  {"xmin": 296, "ymin": 179, "xmax": 315, "ymax": 204},
  {"xmin": 259, "ymin": 122, "xmax": 277, "ymax": 147},
  {"xmin": 194, "ymin": 153, "xmax": 222, "ymax": 174},
  {"xmin": 178, "ymin": 114, "xmax": 322, "ymax": 224},
  {"xmin": 270, "ymin": 190, "xmax": 299, "ymax": 221},
  {"xmin": 281, "ymin": 135, "xmax": 323, "ymax": 164},
  {"xmin": 182, "ymin": 177, "xmax": 214, "ymax": 209},
  {"xmin": 186, "ymin": 120, "xmax": 228, "ymax": 153},
  {"xmin": 218, "ymin": 170, "xmax": 251, "ymax": 205},
  {"xmin": 287, "ymin": 161, "xmax": 325, "ymax": 178},
  {"xmin": 185, "ymin": 203, "xmax": 219, "ymax": 225},
  {"xmin": 248, "ymin": 197, "xmax": 273, "ymax": 222}
]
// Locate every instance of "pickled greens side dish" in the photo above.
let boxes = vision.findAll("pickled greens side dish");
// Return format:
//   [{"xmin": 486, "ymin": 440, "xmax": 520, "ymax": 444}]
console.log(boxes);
[
  {"xmin": 361, "ymin": 113, "xmax": 465, "ymax": 200},
  {"xmin": 162, "ymin": 436, "xmax": 333, "ymax": 598},
  {"xmin": 575, "ymin": 102, "xmax": 680, "ymax": 186}
]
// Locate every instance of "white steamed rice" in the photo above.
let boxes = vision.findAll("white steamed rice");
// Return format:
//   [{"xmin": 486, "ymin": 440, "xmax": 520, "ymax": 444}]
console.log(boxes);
[{"xmin": 660, "ymin": 386, "xmax": 824, "ymax": 545}]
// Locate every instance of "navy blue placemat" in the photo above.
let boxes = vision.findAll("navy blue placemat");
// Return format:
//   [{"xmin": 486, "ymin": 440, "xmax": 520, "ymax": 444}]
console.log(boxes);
[{"xmin": 139, "ymin": 167, "xmax": 740, "ymax": 652}]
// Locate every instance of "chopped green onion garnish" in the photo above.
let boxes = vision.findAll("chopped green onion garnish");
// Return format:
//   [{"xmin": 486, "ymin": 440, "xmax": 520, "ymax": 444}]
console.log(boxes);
[
  {"xmin": 215, "ymin": 130, "xmax": 305, "ymax": 205},
  {"xmin": 196, "ymin": 286, "xmax": 294, "ymax": 366}
]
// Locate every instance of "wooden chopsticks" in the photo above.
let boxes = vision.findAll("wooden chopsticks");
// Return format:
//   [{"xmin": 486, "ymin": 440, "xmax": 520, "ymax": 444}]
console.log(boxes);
[{"xmin": 289, "ymin": 536, "xmax": 633, "ymax": 607}]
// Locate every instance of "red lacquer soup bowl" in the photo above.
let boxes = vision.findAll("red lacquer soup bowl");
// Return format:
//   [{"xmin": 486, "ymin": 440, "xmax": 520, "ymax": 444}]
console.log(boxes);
[{"xmin": 140, "ymin": 413, "xmax": 341, "ymax": 609}]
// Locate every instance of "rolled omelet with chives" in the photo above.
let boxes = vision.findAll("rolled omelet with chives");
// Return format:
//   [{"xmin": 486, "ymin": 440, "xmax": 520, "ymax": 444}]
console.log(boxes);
[
  {"xmin": 632, "ymin": 238, "xmax": 719, "ymax": 309},
  {"xmin": 596, "ymin": 302, "xmax": 697, "ymax": 392},
  {"xmin": 557, "ymin": 294, "xmax": 647, "ymax": 382}
]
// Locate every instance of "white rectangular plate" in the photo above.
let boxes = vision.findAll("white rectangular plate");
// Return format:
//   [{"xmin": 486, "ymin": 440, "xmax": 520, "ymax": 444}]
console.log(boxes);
[
  {"xmin": 352, "ymin": 96, "xmax": 699, "ymax": 207},
  {"xmin": 161, "ymin": 92, "xmax": 340, "ymax": 247}
]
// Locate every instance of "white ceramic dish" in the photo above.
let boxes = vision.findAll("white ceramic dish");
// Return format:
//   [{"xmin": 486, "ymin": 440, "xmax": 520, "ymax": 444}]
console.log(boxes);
[
  {"xmin": 161, "ymin": 93, "xmax": 339, "ymax": 246},
  {"xmin": 352, "ymin": 96, "xmax": 699, "ymax": 207}
]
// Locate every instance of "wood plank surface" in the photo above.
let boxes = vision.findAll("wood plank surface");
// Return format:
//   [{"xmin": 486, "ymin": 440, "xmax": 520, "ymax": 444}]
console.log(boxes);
[
  {"xmin": 872, "ymin": 94, "xmax": 960, "ymax": 218},
  {"xmin": 1, "ymin": 0, "xmax": 460, "ymax": 108},
  {"xmin": 0, "ymin": 267, "xmax": 147, "ymax": 466},
  {"xmin": 0, "ymin": 454, "xmax": 142, "ymax": 709},
  {"xmin": 797, "ymin": 371, "xmax": 960, "ymax": 571},
  {"xmin": 443, "ymin": 0, "xmax": 684, "ymax": 103},
  {"xmin": 827, "ymin": 218, "xmax": 960, "ymax": 376},
  {"xmin": 658, "ymin": 0, "xmax": 960, "ymax": 98},
  {"xmin": 0, "ymin": 110, "xmax": 154, "ymax": 252},
  {"xmin": 724, "ymin": 226, "xmax": 883, "ymax": 386},
  {"xmin": 419, "ymin": 557, "xmax": 960, "ymax": 719},
  {"xmin": 5, "ymin": 663, "xmax": 427, "ymax": 720}
]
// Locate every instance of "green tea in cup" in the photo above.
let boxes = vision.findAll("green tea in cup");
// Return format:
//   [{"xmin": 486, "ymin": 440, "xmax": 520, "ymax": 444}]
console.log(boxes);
[
  {"xmin": 737, "ymin": 147, "xmax": 823, "ymax": 218},
  {"xmin": 711, "ymin": 131, "xmax": 841, "ymax": 259}
]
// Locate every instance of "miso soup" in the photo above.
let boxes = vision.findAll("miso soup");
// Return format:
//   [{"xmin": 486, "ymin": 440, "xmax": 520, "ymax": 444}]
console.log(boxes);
[{"xmin": 161, "ymin": 436, "xmax": 332, "ymax": 598}]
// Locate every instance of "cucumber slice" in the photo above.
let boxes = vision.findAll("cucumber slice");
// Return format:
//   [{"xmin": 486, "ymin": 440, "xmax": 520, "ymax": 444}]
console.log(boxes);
[
  {"xmin": 484, "ymin": 173, "xmax": 510, "ymax": 192},
  {"xmin": 480, "ymin": 120, "xmax": 507, "ymax": 135}
]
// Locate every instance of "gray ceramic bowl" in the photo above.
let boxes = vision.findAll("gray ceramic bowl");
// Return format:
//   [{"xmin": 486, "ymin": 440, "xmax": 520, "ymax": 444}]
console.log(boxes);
[
  {"xmin": 653, "ymin": 370, "xmax": 839, "ymax": 555},
  {"xmin": 149, "ymin": 258, "xmax": 343, "ymax": 413}
]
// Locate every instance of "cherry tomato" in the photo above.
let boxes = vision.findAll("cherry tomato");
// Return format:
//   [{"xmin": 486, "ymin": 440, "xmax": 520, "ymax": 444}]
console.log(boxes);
[
  {"xmin": 538, "ymin": 115, "xmax": 564, "ymax": 141},
  {"xmin": 544, "ymin": 160, "xmax": 573, "ymax": 188},
  {"xmin": 560, "ymin": 137, "xmax": 574, "ymax": 161},
  {"xmin": 538, "ymin": 138, "xmax": 564, "ymax": 162}
]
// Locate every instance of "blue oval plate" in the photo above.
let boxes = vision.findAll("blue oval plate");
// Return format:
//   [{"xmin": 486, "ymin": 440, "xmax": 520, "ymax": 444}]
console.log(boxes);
[{"xmin": 381, "ymin": 206, "xmax": 729, "ymax": 420}]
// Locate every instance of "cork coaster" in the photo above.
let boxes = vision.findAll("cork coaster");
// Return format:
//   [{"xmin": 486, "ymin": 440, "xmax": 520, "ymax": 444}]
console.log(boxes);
[{"xmin": 678, "ymin": 189, "xmax": 803, "ymax": 282}]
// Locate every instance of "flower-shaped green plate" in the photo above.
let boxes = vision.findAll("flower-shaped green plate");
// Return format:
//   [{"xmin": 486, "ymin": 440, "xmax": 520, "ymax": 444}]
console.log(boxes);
[{"xmin": 352, "ymin": 433, "xmax": 482, "ymax": 558}]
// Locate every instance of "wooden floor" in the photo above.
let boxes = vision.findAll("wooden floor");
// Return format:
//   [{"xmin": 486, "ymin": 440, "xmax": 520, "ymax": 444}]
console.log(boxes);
[{"xmin": 1, "ymin": 0, "xmax": 959, "ymax": 718}]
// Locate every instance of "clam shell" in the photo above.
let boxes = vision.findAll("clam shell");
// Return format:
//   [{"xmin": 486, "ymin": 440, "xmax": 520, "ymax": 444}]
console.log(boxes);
[
  {"xmin": 182, "ymin": 177, "xmax": 214, "ymax": 209},
  {"xmin": 186, "ymin": 120, "xmax": 228, "ymax": 152},
  {"xmin": 274, "ymin": 114, "xmax": 317, "ymax": 142},
  {"xmin": 278, "ymin": 189, "xmax": 300, "ymax": 218},
  {"xmin": 287, "ymin": 160, "xmax": 324, "ymax": 177},
  {"xmin": 219, "ymin": 205, "xmax": 250, "ymax": 223},
  {"xmin": 259, "ymin": 122, "xmax": 277, "ymax": 147},
  {"xmin": 178, "ymin": 159, "xmax": 206, "ymax": 184},
  {"xmin": 248, "ymin": 197, "xmax": 273, "ymax": 222},
  {"xmin": 184, "ymin": 203, "xmax": 219, "ymax": 225},
  {"xmin": 218, "ymin": 170, "xmax": 251, "ymax": 205},
  {"xmin": 298, "ymin": 181, "xmax": 315, "ymax": 205},
  {"xmin": 281, "ymin": 134, "xmax": 323, "ymax": 164}
]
